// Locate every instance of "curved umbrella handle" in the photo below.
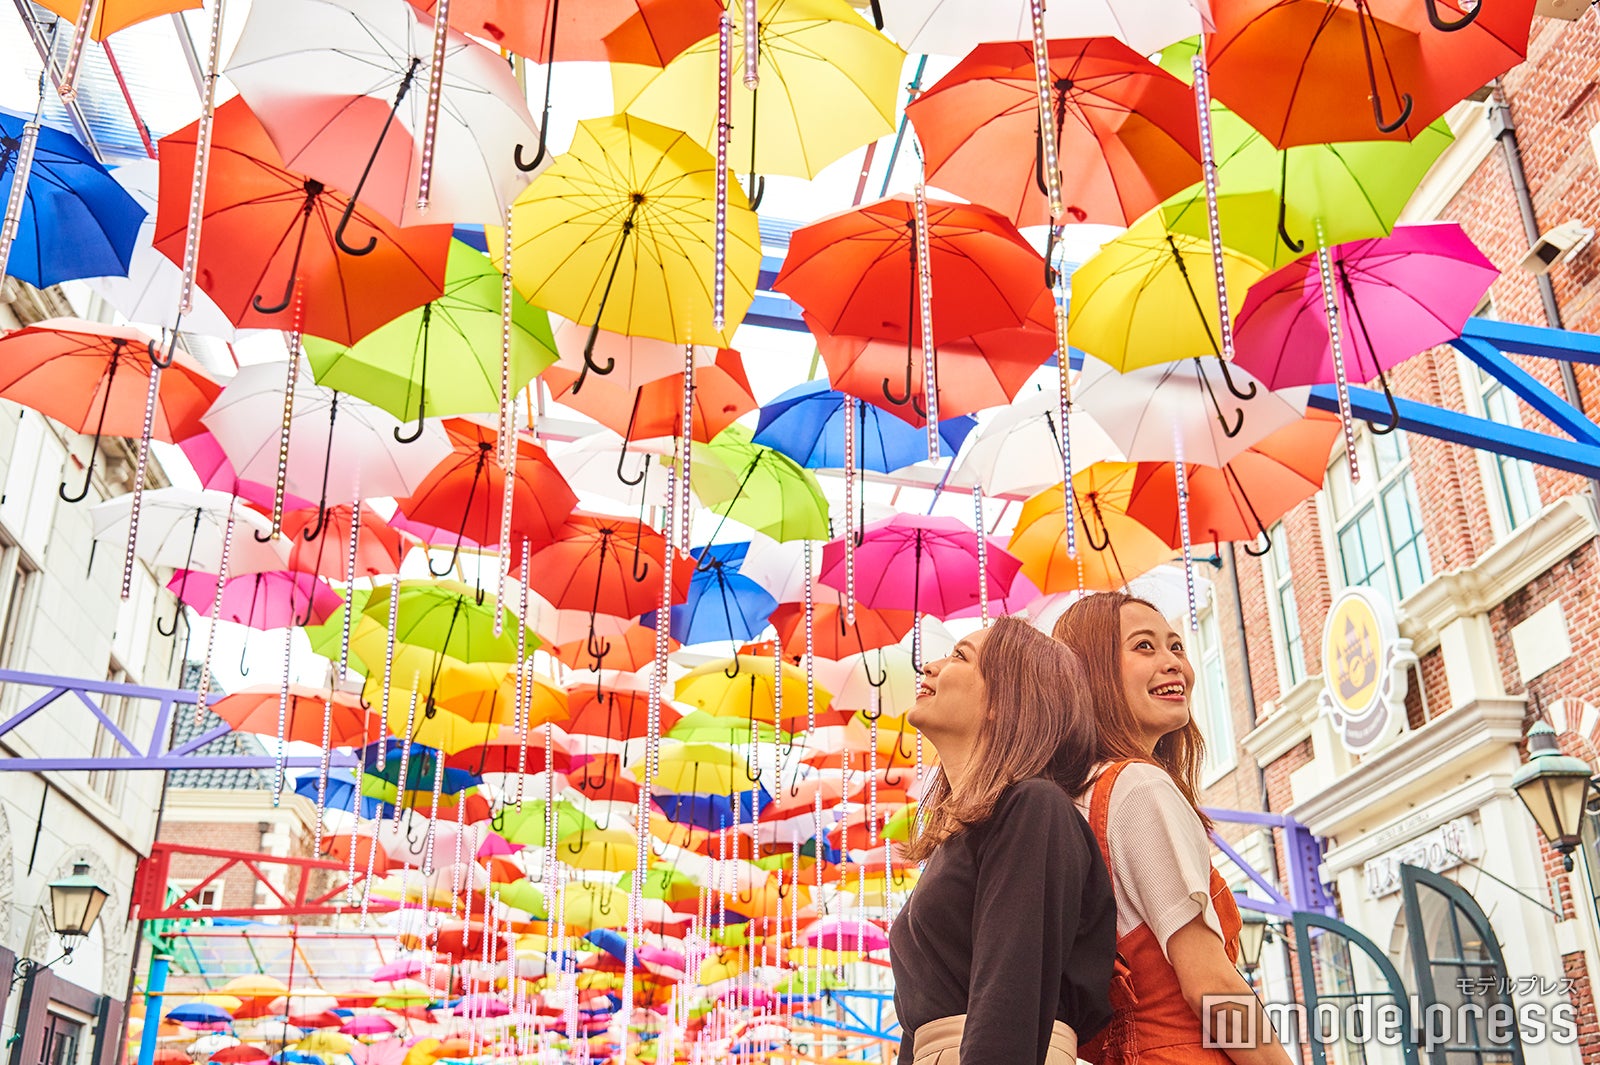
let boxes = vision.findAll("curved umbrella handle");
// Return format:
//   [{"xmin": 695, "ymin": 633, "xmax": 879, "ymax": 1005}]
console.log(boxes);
[
  {"xmin": 1372, "ymin": 90, "xmax": 1414, "ymax": 135},
  {"xmin": 616, "ymin": 440, "xmax": 646, "ymax": 487},
  {"xmin": 333, "ymin": 198, "xmax": 377, "ymax": 257},
  {"xmin": 1276, "ymin": 200, "xmax": 1305, "ymax": 255},
  {"xmin": 1079, "ymin": 493, "xmax": 1112, "ymax": 553},
  {"xmin": 1368, "ymin": 370, "xmax": 1403, "ymax": 435},
  {"xmin": 149, "ymin": 336, "xmax": 175, "ymax": 370},
  {"xmin": 744, "ymin": 174, "xmax": 766, "ymax": 211},
  {"xmin": 426, "ymin": 543, "xmax": 461, "ymax": 577},
  {"xmin": 572, "ymin": 330, "xmax": 617, "ymax": 393},
  {"xmin": 1425, "ymin": 0, "xmax": 1480, "ymax": 31},
  {"xmin": 724, "ymin": 654, "xmax": 742, "ymax": 680},
  {"xmin": 300, "ymin": 504, "xmax": 329, "ymax": 543},
  {"xmin": 1216, "ymin": 403, "xmax": 1246, "ymax": 438},
  {"xmin": 155, "ymin": 602, "xmax": 182, "ymax": 637},
  {"xmin": 1216, "ymin": 358, "xmax": 1258, "ymax": 401},
  {"xmin": 1242, "ymin": 534, "xmax": 1273, "ymax": 558},
  {"xmin": 514, "ymin": 132, "xmax": 548, "ymax": 173},
  {"xmin": 251, "ymin": 272, "xmax": 299, "ymax": 315},
  {"xmin": 585, "ymin": 630, "xmax": 611, "ymax": 666},
  {"xmin": 238, "ymin": 639, "xmax": 252, "ymax": 677},
  {"xmin": 393, "ymin": 412, "xmax": 427, "ymax": 444}
]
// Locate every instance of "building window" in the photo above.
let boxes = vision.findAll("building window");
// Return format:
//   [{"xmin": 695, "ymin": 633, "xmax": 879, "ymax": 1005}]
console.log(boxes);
[
  {"xmin": 39, "ymin": 1012, "xmax": 83, "ymax": 1065},
  {"xmin": 1196, "ymin": 605, "xmax": 1236, "ymax": 781},
  {"xmin": 1261, "ymin": 523, "xmax": 1305, "ymax": 688},
  {"xmin": 1475, "ymin": 368, "xmax": 1542, "ymax": 534},
  {"xmin": 87, "ymin": 661, "xmax": 133, "ymax": 804},
  {"xmin": 1326, "ymin": 430, "xmax": 1432, "ymax": 602},
  {"xmin": 0, "ymin": 410, "xmax": 66, "ymax": 558},
  {"xmin": 0, "ymin": 540, "xmax": 38, "ymax": 670}
]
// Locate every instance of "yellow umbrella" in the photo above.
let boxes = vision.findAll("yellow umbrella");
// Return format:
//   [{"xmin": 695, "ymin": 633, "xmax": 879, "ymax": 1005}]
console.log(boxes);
[
  {"xmin": 613, "ymin": 0, "xmax": 904, "ymax": 181},
  {"xmin": 556, "ymin": 882, "xmax": 630, "ymax": 931},
  {"xmin": 494, "ymin": 114, "xmax": 760, "ymax": 351},
  {"xmin": 295, "ymin": 1032, "xmax": 353, "ymax": 1055},
  {"xmin": 654, "ymin": 742, "xmax": 752, "ymax": 795},
  {"xmin": 38, "ymin": 0, "xmax": 198, "ymax": 40},
  {"xmin": 675, "ymin": 656, "xmax": 824, "ymax": 724},
  {"xmin": 1006, "ymin": 464, "xmax": 1177, "ymax": 594},
  {"xmin": 554, "ymin": 827, "xmax": 640, "ymax": 872},
  {"xmin": 1067, "ymin": 213, "xmax": 1266, "ymax": 372}
]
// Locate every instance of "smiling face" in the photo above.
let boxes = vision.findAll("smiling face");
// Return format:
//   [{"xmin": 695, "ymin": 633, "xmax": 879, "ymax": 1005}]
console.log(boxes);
[
  {"xmin": 1118, "ymin": 601, "xmax": 1195, "ymax": 754},
  {"xmin": 907, "ymin": 627, "xmax": 991, "ymax": 757}
]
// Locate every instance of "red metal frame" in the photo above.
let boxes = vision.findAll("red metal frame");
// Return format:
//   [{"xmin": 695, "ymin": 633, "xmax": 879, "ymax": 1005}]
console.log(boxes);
[{"xmin": 133, "ymin": 842, "xmax": 400, "ymax": 921}]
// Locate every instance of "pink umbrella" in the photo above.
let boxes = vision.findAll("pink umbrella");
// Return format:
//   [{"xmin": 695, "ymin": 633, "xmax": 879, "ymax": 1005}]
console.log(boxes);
[
  {"xmin": 373, "ymin": 959, "xmax": 425, "ymax": 983},
  {"xmin": 1233, "ymin": 222, "xmax": 1500, "ymax": 426},
  {"xmin": 801, "ymin": 917, "xmax": 890, "ymax": 953},
  {"xmin": 942, "ymin": 567, "xmax": 1042, "ymax": 621},
  {"xmin": 169, "ymin": 569, "xmax": 342, "ymax": 629},
  {"xmin": 179, "ymin": 431, "xmax": 315, "ymax": 514},
  {"xmin": 455, "ymin": 992, "xmax": 509, "ymax": 1018},
  {"xmin": 475, "ymin": 833, "xmax": 520, "ymax": 859},
  {"xmin": 349, "ymin": 1040, "xmax": 407, "ymax": 1065},
  {"xmin": 818, "ymin": 514, "xmax": 1022, "ymax": 623},
  {"xmin": 339, "ymin": 1015, "xmax": 397, "ymax": 1036}
]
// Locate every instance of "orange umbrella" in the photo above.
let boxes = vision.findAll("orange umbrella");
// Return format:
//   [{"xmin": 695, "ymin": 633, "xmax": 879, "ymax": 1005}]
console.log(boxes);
[
  {"xmin": 564, "ymin": 685, "xmax": 682, "ymax": 742},
  {"xmin": 38, "ymin": 0, "xmax": 198, "ymax": 39},
  {"xmin": 407, "ymin": 0, "xmax": 720, "ymax": 65},
  {"xmin": 1006, "ymin": 463, "xmax": 1175, "ymax": 594},
  {"xmin": 213, "ymin": 685, "xmax": 380, "ymax": 746},
  {"xmin": 1206, "ymin": 0, "xmax": 1536, "ymax": 147},
  {"xmin": 769, "ymin": 601, "xmax": 913, "ymax": 661},
  {"xmin": 317, "ymin": 832, "xmax": 391, "ymax": 878},
  {"xmin": 543, "ymin": 347, "xmax": 756, "ymax": 444},
  {"xmin": 283, "ymin": 503, "xmax": 408, "ymax": 580},
  {"xmin": 525, "ymin": 514, "xmax": 691, "ymax": 623},
  {"xmin": 1124, "ymin": 411, "xmax": 1341, "ymax": 551},
  {"xmin": 554, "ymin": 621, "xmax": 677, "ymax": 672}
]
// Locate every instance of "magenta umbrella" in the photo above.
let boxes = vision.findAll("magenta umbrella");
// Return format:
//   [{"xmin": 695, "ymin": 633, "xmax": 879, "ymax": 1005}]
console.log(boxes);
[
  {"xmin": 373, "ymin": 959, "xmax": 425, "ymax": 983},
  {"xmin": 168, "ymin": 569, "xmax": 342, "ymax": 629},
  {"xmin": 1233, "ymin": 222, "xmax": 1500, "ymax": 428},
  {"xmin": 339, "ymin": 1016, "xmax": 396, "ymax": 1037},
  {"xmin": 819, "ymin": 513, "xmax": 1022, "ymax": 628},
  {"xmin": 179, "ymin": 431, "xmax": 316, "ymax": 515},
  {"xmin": 802, "ymin": 917, "xmax": 890, "ymax": 953}
]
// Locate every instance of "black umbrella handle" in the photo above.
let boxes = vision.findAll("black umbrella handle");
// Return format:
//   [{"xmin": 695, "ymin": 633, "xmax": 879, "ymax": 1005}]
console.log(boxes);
[
  {"xmin": 60, "ymin": 343, "xmax": 121, "ymax": 503},
  {"xmin": 514, "ymin": 0, "xmax": 558, "ymax": 171},
  {"xmin": 253, "ymin": 182, "xmax": 322, "ymax": 314},
  {"xmin": 334, "ymin": 57, "xmax": 422, "ymax": 257}
]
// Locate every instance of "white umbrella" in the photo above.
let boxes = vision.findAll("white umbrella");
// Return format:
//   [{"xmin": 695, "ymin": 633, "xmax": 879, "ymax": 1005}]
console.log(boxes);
[
  {"xmin": 815, "ymin": 619, "xmax": 954, "ymax": 715},
  {"xmin": 202, "ymin": 359, "xmax": 452, "ymax": 509},
  {"xmin": 737, "ymin": 534, "xmax": 826, "ymax": 604},
  {"xmin": 1073, "ymin": 355, "xmax": 1308, "ymax": 466},
  {"xmin": 950, "ymin": 386, "xmax": 1122, "ymax": 498},
  {"xmin": 550, "ymin": 432, "xmax": 673, "ymax": 511},
  {"xmin": 90, "ymin": 487, "xmax": 288, "ymax": 576},
  {"xmin": 84, "ymin": 161, "xmax": 242, "ymax": 342},
  {"xmin": 226, "ymin": 0, "xmax": 544, "ymax": 228},
  {"xmin": 882, "ymin": 0, "xmax": 1213, "ymax": 56}
]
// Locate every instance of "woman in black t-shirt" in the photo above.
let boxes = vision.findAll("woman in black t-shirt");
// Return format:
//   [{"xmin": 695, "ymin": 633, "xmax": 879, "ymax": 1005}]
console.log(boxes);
[{"xmin": 888, "ymin": 615, "xmax": 1116, "ymax": 1065}]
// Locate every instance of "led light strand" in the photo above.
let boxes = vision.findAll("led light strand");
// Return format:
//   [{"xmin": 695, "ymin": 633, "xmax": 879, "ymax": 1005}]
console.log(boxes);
[
  {"xmin": 973, "ymin": 485, "xmax": 990, "ymax": 625},
  {"xmin": 515, "ymin": 543, "xmax": 531, "ymax": 806},
  {"xmin": 803, "ymin": 541, "xmax": 816, "ymax": 735},
  {"xmin": 55, "ymin": 0, "xmax": 101, "ymax": 100},
  {"xmin": 843, "ymin": 400, "xmax": 856, "ymax": 623},
  {"xmin": 495, "ymin": 208, "xmax": 517, "ymax": 633},
  {"xmin": 742, "ymin": 0, "xmax": 759, "ymax": 90},
  {"xmin": 1056, "ymin": 301, "xmax": 1076, "ymax": 556},
  {"xmin": 423, "ymin": 746, "xmax": 444, "ymax": 875},
  {"xmin": 345, "ymin": 703, "xmax": 369, "ymax": 904},
  {"xmin": 393, "ymin": 677, "xmax": 420, "ymax": 829},
  {"xmin": 177, "ymin": 0, "xmax": 226, "ymax": 313},
  {"xmin": 914, "ymin": 184, "xmax": 939, "ymax": 459},
  {"xmin": 1173, "ymin": 431, "xmax": 1199, "ymax": 633},
  {"xmin": 1029, "ymin": 0, "xmax": 1062, "ymax": 220},
  {"xmin": 272, "ymin": 627, "xmax": 293, "ymax": 805},
  {"xmin": 1316, "ymin": 218, "xmax": 1361, "ymax": 483},
  {"xmin": 713, "ymin": 14, "xmax": 732, "ymax": 332},
  {"xmin": 416, "ymin": 0, "xmax": 451, "ymax": 211},
  {"xmin": 120, "ymin": 359, "xmax": 162, "ymax": 601},
  {"xmin": 337, "ymin": 488, "xmax": 360, "ymax": 673},
  {"xmin": 268, "ymin": 354, "xmax": 301, "ymax": 539},
  {"xmin": 359, "ymin": 809, "xmax": 379, "ymax": 923},
  {"xmin": 0, "ymin": 115, "xmax": 41, "ymax": 287},
  {"xmin": 868, "ymin": 716, "xmax": 879, "ymax": 844},
  {"xmin": 451, "ymin": 782, "xmax": 466, "ymax": 917},
  {"xmin": 378, "ymin": 574, "xmax": 401, "ymax": 771},
  {"xmin": 1191, "ymin": 52, "xmax": 1235, "ymax": 362},
  {"xmin": 194, "ymin": 506, "xmax": 234, "ymax": 721},
  {"xmin": 679, "ymin": 343, "xmax": 696, "ymax": 551}
]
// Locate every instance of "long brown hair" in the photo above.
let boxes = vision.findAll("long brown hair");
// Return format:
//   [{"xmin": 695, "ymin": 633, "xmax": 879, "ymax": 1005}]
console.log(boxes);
[
  {"xmin": 901, "ymin": 615, "xmax": 1097, "ymax": 862},
  {"xmin": 1051, "ymin": 591, "xmax": 1210, "ymax": 822}
]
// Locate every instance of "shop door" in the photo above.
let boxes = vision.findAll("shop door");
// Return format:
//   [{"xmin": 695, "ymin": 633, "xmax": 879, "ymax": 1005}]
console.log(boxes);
[
  {"xmin": 1398, "ymin": 863, "xmax": 1523, "ymax": 1065},
  {"xmin": 1292, "ymin": 911, "xmax": 1419, "ymax": 1065}
]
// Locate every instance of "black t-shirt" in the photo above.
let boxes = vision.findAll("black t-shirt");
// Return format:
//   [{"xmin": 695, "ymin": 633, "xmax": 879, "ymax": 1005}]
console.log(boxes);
[{"xmin": 888, "ymin": 777, "xmax": 1116, "ymax": 1065}]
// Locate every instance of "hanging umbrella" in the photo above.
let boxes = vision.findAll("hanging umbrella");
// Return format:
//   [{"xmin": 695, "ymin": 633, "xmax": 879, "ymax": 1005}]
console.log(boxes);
[
  {"xmin": 554, "ymin": 620, "xmax": 675, "ymax": 673},
  {"xmin": 393, "ymin": 419, "xmax": 578, "ymax": 570},
  {"xmin": 691, "ymin": 425, "xmax": 831, "ymax": 543},
  {"xmin": 91, "ymin": 488, "xmax": 289, "ymax": 577},
  {"xmin": 1124, "ymin": 411, "xmax": 1342, "ymax": 550},
  {"xmin": 817, "ymin": 514, "xmax": 1022, "ymax": 622},
  {"xmin": 880, "ymin": 0, "xmax": 1212, "ymax": 55},
  {"xmin": 752, "ymin": 382, "xmax": 976, "ymax": 473},
  {"xmin": 213, "ymin": 685, "xmax": 379, "ymax": 746},
  {"xmin": 770, "ymin": 601, "xmax": 913, "ymax": 661},
  {"xmin": 0, "ymin": 109, "xmax": 144, "ymax": 289},
  {"xmin": 906, "ymin": 37, "xmax": 1201, "ymax": 228},
  {"xmin": 226, "ymin": 0, "xmax": 545, "ymax": 228},
  {"xmin": 1067, "ymin": 213, "xmax": 1267, "ymax": 372},
  {"xmin": 359, "ymin": 579, "xmax": 534, "ymax": 665},
  {"xmin": 544, "ymin": 347, "xmax": 758, "ymax": 444},
  {"xmin": 676, "ymin": 659, "xmax": 820, "ymax": 723},
  {"xmin": 37, "ymin": 0, "xmax": 199, "ymax": 38},
  {"xmin": 1205, "ymin": 0, "xmax": 1535, "ymax": 148},
  {"xmin": 950, "ymin": 386, "xmax": 1123, "ymax": 499},
  {"xmin": 613, "ymin": 0, "xmax": 905, "ymax": 181},
  {"xmin": 548, "ymin": 317, "xmax": 718, "ymax": 392},
  {"xmin": 1159, "ymin": 109, "xmax": 1454, "ymax": 271},
  {"xmin": 168, "ymin": 569, "xmax": 343, "ymax": 629},
  {"xmin": 304, "ymin": 240, "xmax": 557, "ymax": 434},
  {"xmin": 550, "ymin": 432, "xmax": 673, "ymax": 512},
  {"xmin": 807, "ymin": 292, "xmax": 1057, "ymax": 427},
  {"xmin": 522, "ymin": 588, "xmax": 636, "ymax": 649},
  {"xmin": 669, "ymin": 542, "xmax": 779, "ymax": 647},
  {"xmin": 283, "ymin": 503, "xmax": 409, "ymax": 580},
  {"xmin": 153, "ymin": 97, "xmax": 453, "ymax": 346},
  {"xmin": 167, "ymin": 1004, "xmax": 234, "ymax": 1026},
  {"xmin": 1007, "ymin": 464, "xmax": 1178, "ymax": 594},
  {"xmin": 179, "ymin": 431, "xmax": 315, "ymax": 517},
  {"xmin": 0, "ymin": 318, "xmax": 218, "ymax": 501},
  {"xmin": 444, "ymin": 722, "xmax": 572, "ymax": 776},
  {"xmin": 522, "ymin": 515, "xmax": 692, "ymax": 652},
  {"xmin": 499, "ymin": 113, "xmax": 761, "ymax": 377},
  {"xmin": 408, "ymin": 0, "xmax": 719, "ymax": 65},
  {"xmin": 202, "ymin": 359, "xmax": 453, "ymax": 529}
]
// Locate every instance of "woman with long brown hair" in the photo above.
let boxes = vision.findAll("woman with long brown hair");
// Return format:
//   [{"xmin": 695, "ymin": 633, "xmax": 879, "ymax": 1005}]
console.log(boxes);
[
  {"xmin": 889, "ymin": 615, "xmax": 1115, "ymax": 1065},
  {"xmin": 1053, "ymin": 592, "xmax": 1291, "ymax": 1065}
]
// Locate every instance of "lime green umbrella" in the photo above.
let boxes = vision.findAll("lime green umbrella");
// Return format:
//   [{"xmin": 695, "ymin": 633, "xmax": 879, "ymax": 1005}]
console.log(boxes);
[
  {"xmin": 304, "ymin": 588, "xmax": 380, "ymax": 662},
  {"xmin": 495, "ymin": 878, "xmax": 548, "ymax": 920},
  {"xmin": 497, "ymin": 799, "xmax": 598, "ymax": 848},
  {"xmin": 689, "ymin": 424, "xmax": 829, "ymax": 542},
  {"xmin": 1159, "ymin": 107, "xmax": 1454, "ymax": 271},
  {"xmin": 303, "ymin": 239, "xmax": 557, "ymax": 435},
  {"xmin": 358, "ymin": 579, "xmax": 534, "ymax": 665},
  {"xmin": 667, "ymin": 709, "xmax": 777, "ymax": 745}
]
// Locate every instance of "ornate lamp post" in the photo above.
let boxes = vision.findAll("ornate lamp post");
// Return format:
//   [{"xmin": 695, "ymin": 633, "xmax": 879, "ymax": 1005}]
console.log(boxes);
[
  {"xmin": 1511, "ymin": 721, "xmax": 1595, "ymax": 872},
  {"xmin": 11, "ymin": 860, "xmax": 110, "ymax": 987}
]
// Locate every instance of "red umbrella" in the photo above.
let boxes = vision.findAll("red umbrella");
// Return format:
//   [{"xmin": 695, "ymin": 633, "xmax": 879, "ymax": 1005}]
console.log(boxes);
[
  {"xmin": 774, "ymin": 194, "xmax": 1048, "ymax": 347},
  {"xmin": 907, "ymin": 37, "xmax": 1200, "ymax": 228},
  {"xmin": 1206, "ymin": 0, "xmax": 1536, "ymax": 147},
  {"xmin": 408, "ymin": 0, "xmax": 720, "ymax": 65},
  {"xmin": 153, "ymin": 97, "xmax": 452, "ymax": 346},
  {"xmin": 283, "ymin": 502, "xmax": 409, "ymax": 580},
  {"xmin": 553, "ymin": 621, "xmax": 677, "ymax": 673},
  {"xmin": 570, "ymin": 753, "xmax": 641, "ymax": 804},
  {"xmin": 0, "ymin": 319, "xmax": 219, "ymax": 500},
  {"xmin": 444, "ymin": 724, "xmax": 572, "ymax": 776},
  {"xmin": 543, "ymin": 347, "xmax": 756, "ymax": 443},
  {"xmin": 210, "ymin": 1048, "xmax": 270, "ymax": 1064},
  {"xmin": 525, "ymin": 515, "xmax": 692, "ymax": 656},
  {"xmin": 213, "ymin": 684, "xmax": 379, "ymax": 746},
  {"xmin": 807, "ymin": 290, "xmax": 1055, "ymax": 427},
  {"xmin": 769, "ymin": 601, "xmax": 913, "ymax": 661},
  {"xmin": 394, "ymin": 419, "xmax": 578, "ymax": 571},
  {"xmin": 563, "ymin": 684, "xmax": 682, "ymax": 742}
]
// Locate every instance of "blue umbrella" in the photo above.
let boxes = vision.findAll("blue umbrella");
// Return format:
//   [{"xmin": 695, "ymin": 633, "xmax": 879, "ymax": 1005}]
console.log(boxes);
[
  {"xmin": 166, "ymin": 1002, "xmax": 234, "ymax": 1025},
  {"xmin": 753, "ymin": 381, "xmax": 977, "ymax": 473},
  {"xmin": 292, "ymin": 772, "xmax": 381, "ymax": 818},
  {"xmin": 654, "ymin": 542, "xmax": 777, "ymax": 647},
  {"xmin": 269, "ymin": 1053, "xmax": 322, "ymax": 1065},
  {"xmin": 652, "ymin": 788, "xmax": 771, "ymax": 831},
  {"xmin": 0, "ymin": 110, "xmax": 144, "ymax": 289}
]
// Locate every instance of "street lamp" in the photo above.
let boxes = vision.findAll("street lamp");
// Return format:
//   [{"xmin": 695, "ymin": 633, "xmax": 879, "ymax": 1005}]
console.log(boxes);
[
  {"xmin": 1237, "ymin": 909, "xmax": 1271, "ymax": 976},
  {"xmin": 10, "ymin": 861, "xmax": 110, "ymax": 987},
  {"xmin": 1512, "ymin": 721, "xmax": 1596, "ymax": 871}
]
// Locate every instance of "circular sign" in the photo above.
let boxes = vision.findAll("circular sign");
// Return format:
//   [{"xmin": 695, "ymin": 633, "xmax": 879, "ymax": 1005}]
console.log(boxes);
[{"xmin": 1320, "ymin": 586, "xmax": 1407, "ymax": 754}]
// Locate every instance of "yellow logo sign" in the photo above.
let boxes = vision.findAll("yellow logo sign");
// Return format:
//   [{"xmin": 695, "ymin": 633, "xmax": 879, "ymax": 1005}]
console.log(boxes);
[
  {"xmin": 1320, "ymin": 587, "xmax": 1412, "ymax": 755},
  {"xmin": 1327, "ymin": 594, "xmax": 1382, "ymax": 716}
]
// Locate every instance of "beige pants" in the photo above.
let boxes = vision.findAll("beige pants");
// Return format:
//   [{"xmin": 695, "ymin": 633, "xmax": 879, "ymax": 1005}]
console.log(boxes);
[{"xmin": 911, "ymin": 1014, "xmax": 1079, "ymax": 1065}]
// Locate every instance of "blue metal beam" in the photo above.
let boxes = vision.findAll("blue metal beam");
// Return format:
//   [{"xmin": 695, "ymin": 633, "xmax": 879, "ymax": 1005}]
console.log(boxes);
[
  {"xmin": 1452, "ymin": 336, "xmax": 1600, "ymax": 447},
  {"xmin": 1460, "ymin": 315, "xmax": 1600, "ymax": 366}
]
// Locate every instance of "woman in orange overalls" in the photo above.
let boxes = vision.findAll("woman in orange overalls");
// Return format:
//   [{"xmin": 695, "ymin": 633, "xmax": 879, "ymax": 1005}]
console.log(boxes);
[{"xmin": 1054, "ymin": 592, "xmax": 1293, "ymax": 1065}]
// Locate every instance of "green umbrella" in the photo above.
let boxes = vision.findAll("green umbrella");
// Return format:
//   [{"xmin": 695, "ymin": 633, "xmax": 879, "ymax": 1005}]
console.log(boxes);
[
  {"xmin": 667, "ymin": 709, "xmax": 777, "ymax": 745},
  {"xmin": 497, "ymin": 799, "xmax": 598, "ymax": 848},
  {"xmin": 303, "ymin": 588, "xmax": 374, "ymax": 659},
  {"xmin": 689, "ymin": 424, "xmax": 830, "ymax": 543},
  {"xmin": 303, "ymin": 239, "xmax": 557, "ymax": 437},
  {"xmin": 1159, "ymin": 100, "xmax": 1453, "ymax": 270},
  {"xmin": 358, "ymin": 578, "xmax": 534, "ymax": 665},
  {"xmin": 495, "ymin": 878, "xmax": 549, "ymax": 920}
]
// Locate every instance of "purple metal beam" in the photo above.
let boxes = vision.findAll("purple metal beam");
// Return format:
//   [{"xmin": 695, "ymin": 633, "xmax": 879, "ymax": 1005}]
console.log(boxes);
[
  {"xmin": 1205, "ymin": 805, "xmax": 1338, "ymax": 918},
  {"xmin": 0, "ymin": 668, "xmax": 356, "ymax": 772}
]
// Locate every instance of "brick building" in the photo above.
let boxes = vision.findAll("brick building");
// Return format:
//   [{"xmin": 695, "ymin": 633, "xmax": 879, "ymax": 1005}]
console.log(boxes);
[{"xmin": 1191, "ymin": 9, "xmax": 1600, "ymax": 1063}]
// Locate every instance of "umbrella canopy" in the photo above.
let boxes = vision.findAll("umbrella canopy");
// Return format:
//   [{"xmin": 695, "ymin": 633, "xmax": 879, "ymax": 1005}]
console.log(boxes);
[
  {"xmin": 169, "ymin": 569, "xmax": 343, "ymax": 629},
  {"xmin": 753, "ymin": 382, "xmax": 975, "ymax": 473},
  {"xmin": 226, "ymin": 0, "xmax": 544, "ymax": 226},
  {"xmin": 91, "ymin": 488, "xmax": 289, "ymax": 577},
  {"xmin": 359, "ymin": 579, "xmax": 534, "ymax": 665},
  {"xmin": 691, "ymin": 425, "xmax": 831, "ymax": 543},
  {"xmin": 499, "ymin": 113, "xmax": 760, "ymax": 351},
  {"xmin": 670, "ymin": 542, "xmax": 779, "ymax": 647},
  {"xmin": 0, "ymin": 110, "xmax": 144, "ymax": 289},
  {"xmin": 880, "ymin": 0, "xmax": 1210, "ymax": 54},
  {"xmin": 410, "ymin": 0, "xmax": 720, "ymax": 65},
  {"xmin": 819, "ymin": 514, "xmax": 1023, "ymax": 620},
  {"xmin": 907, "ymin": 37, "xmax": 1200, "ymax": 228},
  {"xmin": 1007, "ymin": 465, "xmax": 1178, "ymax": 594},
  {"xmin": 37, "ymin": 0, "xmax": 199, "ymax": 38},
  {"xmin": 524, "ymin": 514, "xmax": 691, "ymax": 624},
  {"xmin": 544, "ymin": 347, "xmax": 758, "ymax": 444},
  {"xmin": 613, "ymin": 0, "xmax": 905, "ymax": 180},
  {"xmin": 153, "ymin": 97, "xmax": 453, "ymax": 346},
  {"xmin": 770, "ymin": 600, "xmax": 914, "ymax": 661},
  {"xmin": 950, "ymin": 385, "xmax": 1123, "ymax": 499},
  {"xmin": 214, "ymin": 685, "xmax": 379, "ymax": 746},
  {"xmin": 283, "ymin": 503, "xmax": 409, "ymax": 580},
  {"xmin": 304, "ymin": 240, "xmax": 556, "ymax": 428}
]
